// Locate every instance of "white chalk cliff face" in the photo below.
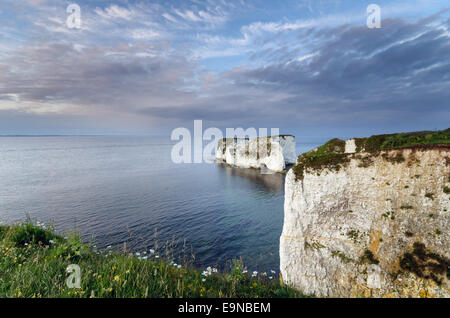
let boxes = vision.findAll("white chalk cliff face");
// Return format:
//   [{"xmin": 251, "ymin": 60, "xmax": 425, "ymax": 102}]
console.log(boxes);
[
  {"xmin": 216, "ymin": 135, "xmax": 296, "ymax": 172},
  {"xmin": 280, "ymin": 142, "xmax": 450, "ymax": 297}
]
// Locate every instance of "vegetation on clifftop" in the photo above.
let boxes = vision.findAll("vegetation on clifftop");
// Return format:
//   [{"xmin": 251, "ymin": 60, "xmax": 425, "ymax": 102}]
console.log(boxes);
[
  {"xmin": 355, "ymin": 128, "xmax": 450, "ymax": 152},
  {"xmin": 0, "ymin": 220, "xmax": 305, "ymax": 298},
  {"xmin": 293, "ymin": 128, "xmax": 450, "ymax": 181},
  {"xmin": 292, "ymin": 152, "xmax": 350, "ymax": 181}
]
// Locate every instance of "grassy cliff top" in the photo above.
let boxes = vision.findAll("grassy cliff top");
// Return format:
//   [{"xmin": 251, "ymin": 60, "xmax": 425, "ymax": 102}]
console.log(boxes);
[
  {"xmin": 0, "ymin": 221, "xmax": 305, "ymax": 298},
  {"xmin": 351, "ymin": 128, "xmax": 450, "ymax": 153},
  {"xmin": 292, "ymin": 128, "xmax": 450, "ymax": 181}
]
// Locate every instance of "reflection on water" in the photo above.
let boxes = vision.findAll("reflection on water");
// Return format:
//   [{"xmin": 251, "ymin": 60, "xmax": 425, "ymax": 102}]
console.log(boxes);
[{"xmin": 216, "ymin": 163, "xmax": 285, "ymax": 192}]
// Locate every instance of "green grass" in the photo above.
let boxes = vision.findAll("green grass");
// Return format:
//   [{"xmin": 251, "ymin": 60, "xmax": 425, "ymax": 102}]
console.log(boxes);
[
  {"xmin": 315, "ymin": 138, "xmax": 346, "ymax": 155},
  {"xmin": 292, "ymin": 138, "xmax": 350, "ymax": 181},
  {"xmin": 355, "ymin": 128, "xmax": 450, "ymax": 152},
  {"xmin": 0, "ymin": 221, "xmax": 306, "ymax": 298}
]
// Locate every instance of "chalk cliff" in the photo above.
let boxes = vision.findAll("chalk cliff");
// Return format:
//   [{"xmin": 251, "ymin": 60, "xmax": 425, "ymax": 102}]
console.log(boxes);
[
  {"xmin": 216, "ymin": 135, "xmax": 296, "ymax": 172},
  {"xmin": 280, "ymin": 130, "xmax": 450, "ymax": 297}
]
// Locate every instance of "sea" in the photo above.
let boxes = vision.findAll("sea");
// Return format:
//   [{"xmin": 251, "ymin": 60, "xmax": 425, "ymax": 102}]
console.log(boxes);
[{"xmin": 0, "ymin": 136, "xmax": 319, "ymax": 273}]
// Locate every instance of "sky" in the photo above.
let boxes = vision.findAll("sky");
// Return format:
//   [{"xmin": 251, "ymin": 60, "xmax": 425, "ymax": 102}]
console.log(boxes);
[{"xmin": 0, "ymin": 0, "xmax": 449, "ymax": 140}]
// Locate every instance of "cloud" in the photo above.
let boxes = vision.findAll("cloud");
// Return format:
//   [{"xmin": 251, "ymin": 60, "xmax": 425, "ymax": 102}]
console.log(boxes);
[
  {"xmin": 164, "ymin": 2, "xmax": 230, "ymax": 29},
  {"xmin": 162, "ymin": 13, "xmax": 178, "ymax": 23},
  {"xmin": 94, "ymin": 5, "xmax": 134, "ymax": 20},
  {"xmin": 0, "ymin": 1, "xmax": 449, "ymax": 135},
  {"xmin": 227, "ymin": 15, "xmax": 450, "ymax": 128},
  {"xmin": 130, "ymin": 29, "xmax": 162, "ymax": 40},
  {"xmin": 0, "ymin": 41, "xmax": 197, "ymax": 115}
]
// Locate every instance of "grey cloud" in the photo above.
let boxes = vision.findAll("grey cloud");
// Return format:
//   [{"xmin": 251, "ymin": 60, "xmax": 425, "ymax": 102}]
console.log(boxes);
[
  {"xmin": 0, "ymin": 41, "xmax": 197, "ymax": 112},
  {"xmin": 231, "ymin": 14, "xmax": 450, "ymax": 122},
  {"xmin": 1, "ymin": 7, "xmax": 449, "ymax": 136}
]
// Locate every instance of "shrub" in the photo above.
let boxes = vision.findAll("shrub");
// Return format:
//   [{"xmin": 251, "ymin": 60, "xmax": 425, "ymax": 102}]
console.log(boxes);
[
  {"xmin": 399, "ymin": 242, "xmax": 449, "ymax": 285},
  {"xmin": 9, "ymin": 220, "xmax": 57, "ymax": 247},
  {"xmin": 359, "ymin": 249, "xmax": 379, "ymax": 265}
]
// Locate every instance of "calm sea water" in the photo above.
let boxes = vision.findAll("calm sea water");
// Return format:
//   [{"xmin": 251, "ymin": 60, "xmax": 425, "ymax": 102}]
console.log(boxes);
[{"xmin": 0, "ymin": 136, "xmax": 318, "ymax": 272}]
